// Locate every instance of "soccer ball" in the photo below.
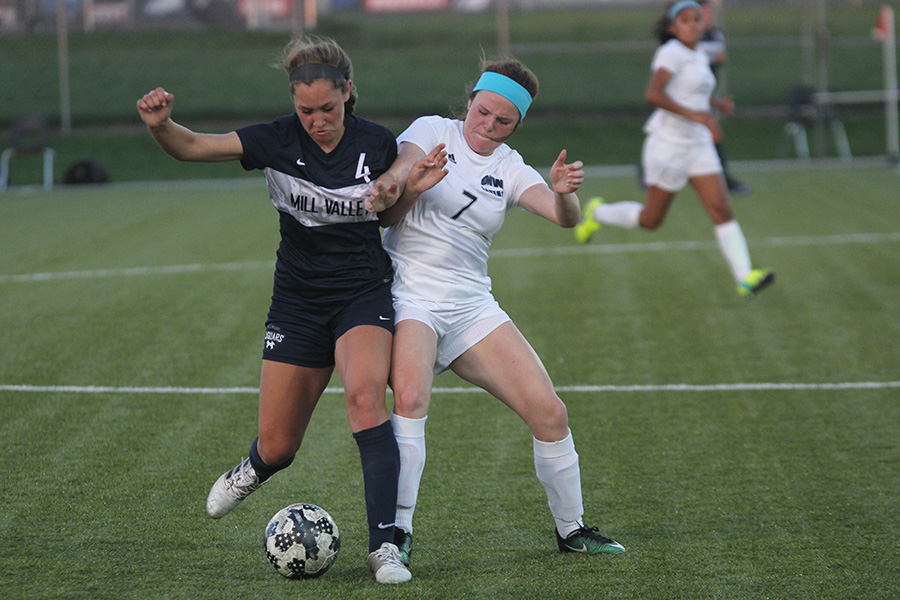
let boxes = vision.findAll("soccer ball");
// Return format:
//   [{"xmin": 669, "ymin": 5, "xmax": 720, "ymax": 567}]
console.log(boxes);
[{"xmin": 264, "ymin": 503, "xmax": 341, "ymax": 579}]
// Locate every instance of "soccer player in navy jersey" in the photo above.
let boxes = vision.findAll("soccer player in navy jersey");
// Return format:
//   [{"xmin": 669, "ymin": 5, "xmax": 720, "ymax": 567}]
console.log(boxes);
[{"xmin": 137, "ymin": 36, "xmax": 410, "ymax": 583}]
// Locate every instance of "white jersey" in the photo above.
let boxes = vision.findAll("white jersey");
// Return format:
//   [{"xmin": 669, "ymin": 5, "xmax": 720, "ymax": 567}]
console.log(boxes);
[
  {"xmin": 382, "ymin": 116, "xmax": 546, "ymax": 303},
  {"xmin": 644, "ymin": 39, "xmax": 717, "ymax": 144}
]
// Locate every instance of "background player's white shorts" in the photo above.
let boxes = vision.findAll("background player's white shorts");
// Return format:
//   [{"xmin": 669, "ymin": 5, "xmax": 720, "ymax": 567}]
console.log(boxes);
[
  {"xmin": 642, "ymin": 133, "xmax": 723, "ymax": 192},
  {"xmin": 394, "ymin": 296, "xmax": 510, "ymax": 374}
]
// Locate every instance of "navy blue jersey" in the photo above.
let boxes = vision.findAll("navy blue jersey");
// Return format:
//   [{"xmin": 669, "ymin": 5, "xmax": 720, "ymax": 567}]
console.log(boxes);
[{"xmin": 237, "ymin": 114, "xmax": 397, "ymax": 308}]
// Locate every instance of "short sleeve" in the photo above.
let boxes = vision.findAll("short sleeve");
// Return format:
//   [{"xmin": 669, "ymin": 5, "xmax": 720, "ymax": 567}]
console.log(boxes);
[
  {"xmin": 651, "ymin": 42, "xmax": 685, "ymax": 75},
  {"xmin": 236, "ymin": 121, "xmax": 281, "ymax": 172},
  {"xmin": 397, "ymin": 116, "xmax": 441, "ymax": 154},
  {"xmin": 506, "ymin": 153, "xmax": 547, "ymax": 209}
]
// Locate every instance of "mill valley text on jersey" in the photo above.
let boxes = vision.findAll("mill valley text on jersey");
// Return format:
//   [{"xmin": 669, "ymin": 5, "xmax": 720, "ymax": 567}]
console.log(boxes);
[{"xmin": 236, "ymin": 113, "xmax": 398, "ymax": 302}]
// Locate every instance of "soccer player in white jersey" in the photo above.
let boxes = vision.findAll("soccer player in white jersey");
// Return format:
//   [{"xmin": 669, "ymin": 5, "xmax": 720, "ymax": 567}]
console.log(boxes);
[
  {"xmin": 374, "ymin": 58, "xmax": 626, "ymax": 566},
  {"xmin": 137, "ymin": 36, "xmax": 410, "ymax": 584},
  {"xmin": 575, "ymin": 0, "xmax": 774, "ymax": 297}
]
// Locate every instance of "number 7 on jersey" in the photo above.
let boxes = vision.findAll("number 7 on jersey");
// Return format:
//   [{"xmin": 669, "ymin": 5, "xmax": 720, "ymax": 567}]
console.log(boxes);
[{"xmin": 451, "ymin": 190, "xmax": 478, "ymax": 219}]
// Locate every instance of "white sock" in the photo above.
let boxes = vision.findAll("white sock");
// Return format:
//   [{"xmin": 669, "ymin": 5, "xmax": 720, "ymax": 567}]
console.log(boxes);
[
  {"xmin": 556, "ymin": 518, "xmax": 585, "ymax": 539},
  {"xmin": 533, "ymin": 430, "xmax": 584, "ymax": 536},
  {"xmin": 391, "ymin": 413, "xmax": 427, "ymax": 534},
  {"xmin": 714, "ymin": 220, "xmax": 753, "ymax": 283},
  {"xmin": 596, "ymin": 201, "xmax": 643, "ymax": 228}
]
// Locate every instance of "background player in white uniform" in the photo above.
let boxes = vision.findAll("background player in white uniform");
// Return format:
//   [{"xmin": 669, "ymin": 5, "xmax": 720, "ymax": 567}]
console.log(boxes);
[
  {"xmin": 136, "ymin": 36, "xmax": 410, "ymax": 584},
  {"xmin": 376, "ymin": 58, "xmax": 626, "ymax": 566},
  {"xmin": 575, "ymin": 0, "xmax": 774, "ymax": 297}
]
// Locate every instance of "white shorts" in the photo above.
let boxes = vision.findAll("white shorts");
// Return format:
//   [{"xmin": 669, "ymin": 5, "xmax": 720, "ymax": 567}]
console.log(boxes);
[
  {"xmin": 394, "ymin": 296, "xmax": 510, "ymax": 374},
  {"xmin": 642, "ymin": 133, "xmax": 722, "ymax": 192}
]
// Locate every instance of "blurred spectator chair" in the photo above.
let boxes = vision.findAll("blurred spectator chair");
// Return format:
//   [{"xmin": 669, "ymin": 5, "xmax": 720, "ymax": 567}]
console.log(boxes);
[
  {"xmin": 785, "ymin": 86, "xmax": 851, "ymax": 161},
  {"xmin": 63, "ymin": 159, "xmax": 109, "ymax": 185},
  {"xmin": 0, "ymin": 114, "xmax": 55, "ymax": 191}
]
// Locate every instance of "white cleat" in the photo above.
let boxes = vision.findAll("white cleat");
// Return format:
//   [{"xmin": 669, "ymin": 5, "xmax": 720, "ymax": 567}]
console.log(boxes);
[
  {"xmin": 366, "ymin": 542, "xmax": 412, "ymax": 584},
  {"xmin": 205, "ymin": 458, "xmax": 264, "ymax": 519}
]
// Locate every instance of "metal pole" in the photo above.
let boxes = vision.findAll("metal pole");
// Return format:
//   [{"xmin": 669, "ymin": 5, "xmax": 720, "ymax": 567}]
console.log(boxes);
[
  {"xmin": 305, "ymin": 0, "xmax": 317, "ymax": 29},
  {"xmin": 83, "ymin": 0, "xmax": 94, "ymax": 33},
  {"xmin": 57, "ymin": 0, "xmax": 71, "ymax": 135},
  {"xmin": 812, "ymin": 0, "xmax": 828, "ymax": 157},
  {"xmin": 882, "ymin": 6, "xmax": 899, "ymax": 163},
  {"xmin": 715, "ymin": 0, "xmax": 727, "ymax": 96},
  {"xmin": 801, "ymin": 0, "xmax": 815, "ymax": 86},
  {"xmin": 496, "ymin": 0, "xmax": 510, "ymax": 57},
  {"xmin": 291, "ymin": 0, "xmax": 304, "ymax": 34}
]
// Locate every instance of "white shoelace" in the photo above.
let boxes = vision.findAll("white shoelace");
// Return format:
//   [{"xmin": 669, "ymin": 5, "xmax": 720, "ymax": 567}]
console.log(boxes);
[
  {"xmin": 228, "ymin": 459, "xmax": 260, "ymax": 496},
  {"xmin": 372, "ymin": 544, "xmax": 405, "ymax": 569}
]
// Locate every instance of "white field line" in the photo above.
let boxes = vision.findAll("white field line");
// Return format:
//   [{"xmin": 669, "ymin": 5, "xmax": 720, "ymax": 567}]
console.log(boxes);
[
  {"xmin": 2, "ymin": 232, "xmax": 899, "ymax": 284},
  {"xmin": 1, "ymin": 156, "xmax": 890, "ymax": 196},
  {"xmin": 1, "ymin": 381, "xmax": 898, "ymax": 396},
  {"xmin": 0, "ymin": 261, "xmax": 274, "ymax": 283},
  {"xmin": 492, "ymin": 231, "xmax": 900, "ymax": 259}
]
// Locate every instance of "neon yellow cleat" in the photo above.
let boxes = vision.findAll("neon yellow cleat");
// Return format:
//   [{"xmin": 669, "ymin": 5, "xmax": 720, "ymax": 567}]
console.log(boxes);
[
  {"xmin": 738, "ymin": 268, "xmax": 776, "ymax": 297},
  {"xmin": 574, "ymin": 197, "xmax": 604, "ymax": 244}
]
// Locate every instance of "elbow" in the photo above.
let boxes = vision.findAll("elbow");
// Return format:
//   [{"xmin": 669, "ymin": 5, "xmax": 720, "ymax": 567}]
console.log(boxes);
[{"xmin": 645, "ymin": 86, "xmax": 668, "ymax": 107}]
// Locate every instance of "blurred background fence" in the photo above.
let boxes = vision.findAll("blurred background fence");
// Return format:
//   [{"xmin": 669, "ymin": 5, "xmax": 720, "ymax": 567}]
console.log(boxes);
[{"xmin": 0, "ymin": 0, "xmax": 897, "ymax": 184}]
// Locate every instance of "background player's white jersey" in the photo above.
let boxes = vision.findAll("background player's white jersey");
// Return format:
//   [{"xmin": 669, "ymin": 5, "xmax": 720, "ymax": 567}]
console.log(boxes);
[
  {"xmin": 383, "ymin": 116, "xmax": 545, "ymax": 303},
  {"xmin": 644, "ymin": 38, "xmax": 717, "ymax": 144}
]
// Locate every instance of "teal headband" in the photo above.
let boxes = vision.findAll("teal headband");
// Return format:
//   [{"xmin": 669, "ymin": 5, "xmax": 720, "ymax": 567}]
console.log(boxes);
[
  {"xmin": 472, "ymin": 71, "xmax": 533, "ymax": 120},
  {"xmin": 668, "ymin": 0, "xmax": 701, "ymax": 21}
]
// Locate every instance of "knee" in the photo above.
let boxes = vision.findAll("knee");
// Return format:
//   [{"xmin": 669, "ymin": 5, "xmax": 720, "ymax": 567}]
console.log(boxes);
[
  {"xmin": 546, "ymin": 398, "xmax": 569, "ymax": 431},
  {"xmin": 711, "ymin": 207, "xmax": 734, "ymax": 224},
  {"xmin": 345, "ymin": 385, "xmax": 386, "ymax": 417},
  {"xmin": 638, "ymin": 213, "xmax": 663, "ymax": 230},
  {"xmin": 392, "ymin": 383, "xmax": 431, "ymax": 419},
  {"xmin": 531, "ymin": 396, "xmax": 569, "ymax": 440},
  {"xmin": 706, "ymin": 194, "xmax": 733, "ymax": 224}
]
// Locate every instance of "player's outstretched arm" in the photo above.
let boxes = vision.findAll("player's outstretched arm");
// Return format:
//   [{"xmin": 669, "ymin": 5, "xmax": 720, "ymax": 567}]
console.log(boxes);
[
  {"xmin": 519, "ymin": 149, "xmax": 582, "ymax": 228},
  {"xmin": 136, "ymin": 87, "xmax": 243, "ymax": 163}
]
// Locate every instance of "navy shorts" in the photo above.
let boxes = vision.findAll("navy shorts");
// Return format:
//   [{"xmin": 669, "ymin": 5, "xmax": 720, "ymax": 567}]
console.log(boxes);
[{"xmin": 262, "ymin": 281, "xmax": 394, "ymax": 368}]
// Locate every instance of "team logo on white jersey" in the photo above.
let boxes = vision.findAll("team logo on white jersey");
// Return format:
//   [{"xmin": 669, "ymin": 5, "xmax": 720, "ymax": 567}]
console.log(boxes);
[{"xmin": 480, "ymin": 174, "xmax": 504, "ymax": 198}]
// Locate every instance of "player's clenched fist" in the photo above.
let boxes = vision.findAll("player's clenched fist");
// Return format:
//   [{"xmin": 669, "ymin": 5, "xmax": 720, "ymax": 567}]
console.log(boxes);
[{"xmin": 136, "ymin": 87, "xmax": 175, "ymax": 128}]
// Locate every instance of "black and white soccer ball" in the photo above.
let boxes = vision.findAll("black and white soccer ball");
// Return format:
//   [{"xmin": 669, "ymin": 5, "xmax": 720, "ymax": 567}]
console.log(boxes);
[{"xmin": 264, "ymin": 503, "xmax": 341, "ymax": 579}]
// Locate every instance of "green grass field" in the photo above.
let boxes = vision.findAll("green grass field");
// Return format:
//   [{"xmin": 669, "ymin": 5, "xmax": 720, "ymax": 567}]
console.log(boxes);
[{"xmin": 1, "ymin": 165, "xmax": 899, "ymax": 599}]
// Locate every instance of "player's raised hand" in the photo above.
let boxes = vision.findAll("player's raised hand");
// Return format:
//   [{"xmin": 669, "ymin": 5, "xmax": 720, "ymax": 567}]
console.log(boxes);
[
  {"xmin": 688, "ymin": 110, "xmax": 723, "ymax": 143},
  {"xmin": 550, "ymin": 149, "xmax": 584, "ymax": 194},
  {"xmin": 407, "ymin": 144, "xmax": 448, "ymax": 196},
  {"xmin": 365, "ymin": 178, "xmax": 401, "ymax": 213},
  {"xmin": 137, "ymin": 87, "xmax": 175, "ymax": 128}
]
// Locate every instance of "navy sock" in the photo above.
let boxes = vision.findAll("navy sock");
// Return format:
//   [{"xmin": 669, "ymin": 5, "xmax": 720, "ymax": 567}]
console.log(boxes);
[
  {"xmin": 249, "ymin": 437, "xmax": 294, "ymax": 483},
  {"xmin": 353, "ymin": 420, "xmax": 400, "ymax": 552}
]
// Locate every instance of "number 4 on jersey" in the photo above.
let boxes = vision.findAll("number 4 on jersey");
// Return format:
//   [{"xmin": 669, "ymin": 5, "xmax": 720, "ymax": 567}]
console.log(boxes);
[{"xmin": 356, "ymin": 153, "xmax": 371, "ymax": 183}]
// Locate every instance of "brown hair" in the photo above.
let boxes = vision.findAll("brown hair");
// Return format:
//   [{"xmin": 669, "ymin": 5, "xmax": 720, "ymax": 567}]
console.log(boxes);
[
  {"xmin": 468, "ymin": 58, "xmax": 538, "ymax": 102},
  {"xmin": 461, "ymin": 57, "xmax": 539, "ymax": 124},
  {"xmin": 654, "ymin": 1, "xmax": 703, "ymax": 45},
  {"xmin": 281, "ymin": 36, "xmax": 357, "ymax": 115}
]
